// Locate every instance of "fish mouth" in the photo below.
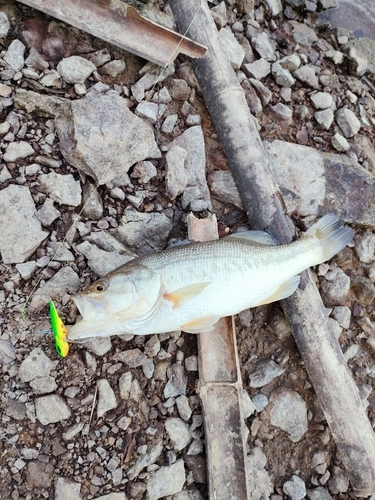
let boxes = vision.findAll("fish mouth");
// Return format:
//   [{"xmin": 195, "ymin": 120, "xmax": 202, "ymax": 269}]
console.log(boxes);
[{"xmin": 72, "ymin": 294, "xmax": 106, "ymax": 321}]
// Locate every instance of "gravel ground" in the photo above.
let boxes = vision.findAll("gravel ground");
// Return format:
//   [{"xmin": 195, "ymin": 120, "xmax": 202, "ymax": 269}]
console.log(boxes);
[{"xmin": 1, "ymin": 0, "xmax": 375, "ymax": 499}]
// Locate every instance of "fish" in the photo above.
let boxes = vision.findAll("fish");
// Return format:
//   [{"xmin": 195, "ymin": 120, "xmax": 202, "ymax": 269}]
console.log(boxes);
[
  {"xmin": 67, "ymin": 213, "xmax": 354, "ymax": 341},
  {"xmin": 50, "ymin": 301, "xmax": 69, "ymax": 357}
]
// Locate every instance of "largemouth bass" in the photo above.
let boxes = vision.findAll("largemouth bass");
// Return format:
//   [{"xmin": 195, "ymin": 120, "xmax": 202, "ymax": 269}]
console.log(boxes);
[{"xmin": 67, "ymin": 214, "xmax": 354, "ymax": 340}]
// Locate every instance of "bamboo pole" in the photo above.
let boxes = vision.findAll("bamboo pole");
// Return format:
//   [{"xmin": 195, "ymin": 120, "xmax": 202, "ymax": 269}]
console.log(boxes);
[{"xmin": 169, "ymin": 1, "xmax": 375, "ymax": 496}]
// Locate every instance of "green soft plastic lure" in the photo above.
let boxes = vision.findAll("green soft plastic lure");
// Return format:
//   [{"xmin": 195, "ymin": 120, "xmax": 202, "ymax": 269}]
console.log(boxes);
[{"xmin": 49, "ymin": 301, "xmax": 69, "ymax": 357}]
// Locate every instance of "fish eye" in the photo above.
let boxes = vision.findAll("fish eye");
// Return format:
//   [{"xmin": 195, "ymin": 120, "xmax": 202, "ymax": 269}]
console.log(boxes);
[{"xmin": 94, "ymin": 280, "xmax": 108, "ymax": 293}]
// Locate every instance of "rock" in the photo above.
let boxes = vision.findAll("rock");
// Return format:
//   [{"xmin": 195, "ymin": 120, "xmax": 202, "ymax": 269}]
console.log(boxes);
[
  {"xmin": 131, "ymin": 160, "xmax": 157, "ymax": 184},
  {"xmin": 47, "ymin": 242, "xmax": 74, "ymax": 262},
  {"xmin": 252, "ymin": 393, "xmax": 268, "ymax": 412},
  {"xmin": 264, "ymin": 0, "xmax": 282, "ymax": 16},
  {"xmin": 265, "ymin": 139, "xmax": 375, "ymax": 226},
  {"xmin": 127, "ymin": 442, "xmax": 164, "ymax": 480},
  {"xmin": 293, "ymin": 65, "xmax": 319, "ymax": 88},
  {"xmin": 283, "ymin": 475, "xmax": 306, "ymax": 500},
  {"xmin": 55, "ymin": 477, "xmax": 82, "ymax": 500},
  {"xmin": 94, "ymin": 494, "xmax": 127, "ymax": 500},
  {"xmin": 321, "ymin": 268, "xmax": 350, "ymax": 306},
  {"xmin": 0, "ymin": 339, "xmax": 16, "ymax": 364},
  {"xmin": 343, "ymin": 37, "xmax": 375, "ymax": 75},
  {"xmin": 248, "ymin": 359, "xmax": 285, "ymax": 387},
  {"xmin": 243, "ymin": 59, "xmax": 271, "ymax": 80},
  {"xmin": 347, "ymin": 46, "xmax": 368, "ymax": 77},
  {"xmin": 26, "ymin": 461, "xmax": 54, "ymax": 489},
  {"xmin": 0, "ymin": 164, "xmax": 12, "ymax": 182},
  {"xmin": 272, "ymin": 62, "xmax": 295, "ymax": 87},
  {"xmin": 166, "ymin": 145, "xmax": 188, "ymax": 199},
  {"xmin": 135, "ymin": 101, "xmax": 167, "ymax": 124},
  {"xmin": 335, "ymin": 108, "xmax": 361, "ymax": 138},
  {"xmin": 37, "ymin": 198, "xmax": 61, "ymax": 226},
  {"xmin": 251, "ymin": 32, "xmax": 276, "ymax": 61},
  {"xmin": 310, "ymin": 92, "xmax": 333, "ymax": 109},
  {"xmin": 306, "ymin": 487, "xmax": 333, "ymax": 500},
  {"xmin": 176, "ymin": 395, "xmax": 192, "ymax": 421},
  {"xmin": 97, "ymin": 379, "xmax": 117, "ymax": 418},
  {"xmin": 76, "ymin": 240, "xmax": 133, "ymax": 276},
  {"xmin": 242, "ymin": 390, "xmax": 256, "ymax": 418},
  {"xmin": 38, "ymin": 172, "xmax": 82, "ymax": 207},
  {"xmin": 164, "ymin": 363, "xmax": 188, "ymax": 398},
  {"xmin": 268, "ymin": 388, "xmax": 308, "ymax": 442},
  {"xmin": 327, "ymin": 466, "xmax": 349, "ymax": 494},
  {"xmin": 114, "ymin": 207, "xmax": 173, "ymax": 254},
  {"xmin": 114, "ymin": 348, "xmax": 147, "ymax": 367},
  {"xmin": 84, "ymin": 337, "xmax": 112, "ymax": 356},
  {"xmin": 173, "ymin": 489, "xmax": 205, "ymax": 500},
  {"xmin": 249, "ymin": 78, "xmax": 272, "ymax": 106},
  {"xmin": 0, "ymin": 11, "xmax": 10, "ymax": 38},
  {"xmin": 170, "ymin": 126, "xmax": 212, "ymax": 210},
  {"xmin": 325, "ymin": 49, "xmax": 344, "ymax": 65},
  {"xmin": 4, "ymin": 39, "xmax": 25, "ymax": 71},
  {"xmin": 15, "ymin": 88, "xmax": 69, "ymax": 118},
  {"xmin": 147, "ymin": 459, "xmax": 186, "ymax": 500},
  {"xmin": 355, "ymin": 232, "xmax": 375, "ymax": 263},
  {"xmin": 211, "ymin": 1, "xmax": 228, "ymax": 28},
  {"xmin": 81, "ymin": 182, "xmax": 104, "ymax": 219},
  {"xmin": 0, "ymin": 185, "xmax": 48, "ymax": 263},
  {"xmin": 165, "ymin": 418, "xmax": 192, "ymax": 451},
  {"xmin": 35, "ymin": 394, "xmax": 71, "ymax": 424},
  {"xmin": 32, "ymin": 266, "xmax": 80, "ymax": 308},
  {"xmin": 218, "ymin": 27, "xmax": 245, "ymax": 69},
  {"xmin": 39, "ymin": 69, "xmax": 62, "ymax": 87},
  {"xmin": 119, "ymin": 372, "xmax": 132, "ymax": 400},
  {"xmin": 331, "ymin": 133, "xmax": 350, "ymax": 152},
  {"xmin": 3, "ymin": 141, "xmax": 34, "ymax": 162},
  {"xmin": 279, "ymin": 54, "xmax": 301, "ymax": 72},
  {"xmin": 168, "ymin": 79, "xmax": 191, "ymax": 101},
  {"xmin": 290, "ymin": 21, "xmax": 318, "ymax": 46},
  {"xmin": 55, "ymin": 91, "xmax": 157, "ymax": 185},
  {"xmin": 18, "ymin": 347, "xmax": 53, "ymax": 383},
  {"xmin": 62, "ymin": 422, "xmax": 85, "ymax": 441},
  {"xmin": 332, "ymin": 306, "xmax": 351, "ymax": 329},
  {"xmin": 242, "ymin": 79, "xmax": 262, "ymax": 116},
  {"xmin": 162, "ymin": 114, "xmax": 179, "ymax": 133},
  {"xmin": 269, "ymin": 102, "xmax": 292, "ymax": 121},
  {"xmin": 57, "ymin": 55, "xmax": 96, "ymax": 84},
  {"xmin": 98, "ymin": 59, "xmax": 125, "ymax": 78},
  {"xmin": 247, "ymin": 447, "xmax": 274, "ymax": 499},
  {"xmin": 314, "ymin": 109, "xmax": 334, "ymax": 130},
  {"xmin": 29, "ymin": 376, "xmax": 58, "ymax": 394},
  {"xmin": 351, "ymin": 276, "xmax": 375, "ymax": 305}
]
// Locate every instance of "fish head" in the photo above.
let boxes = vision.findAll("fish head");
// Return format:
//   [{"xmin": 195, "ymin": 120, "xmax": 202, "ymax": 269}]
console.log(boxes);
[{"xmin": 68, "ymin": 264, "xmax": 162, "ymax": 340}]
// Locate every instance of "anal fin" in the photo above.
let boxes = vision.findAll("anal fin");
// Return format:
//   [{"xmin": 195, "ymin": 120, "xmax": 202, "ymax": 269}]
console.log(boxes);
[
  {"xmin": 181, "ymin": 315, "xmax": 220, "ymax": 334},
  {"xmin": 256, "ymin": 275, "xmax": 300, "ymax": 306}
]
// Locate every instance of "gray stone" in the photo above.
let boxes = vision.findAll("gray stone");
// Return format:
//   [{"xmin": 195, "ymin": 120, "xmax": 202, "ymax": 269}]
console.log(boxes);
[
  {"xmin": 62, "ymin": 422, "xmax": 85, "ymax": 441},
  {"xmin": 147, "ymin": 459, "xmax": 186, "ymax": 500},
  {"xmin": 19, "ymin": 348, "xmax": 53, "ymax": 383},
  {"xmin": 331, "ymin": 133, "xmax": 350, "ymax": 152},
  {"xmin": 32, "ymin": 266, "xmax": 80, "ymax": 304},
  {"xmin": 355, "ymin": 232, "xmax": 375, "ymax": 263},
  {"xmin": 76, "ymin": 240, "xmax": 133, "ymax": 276},
  {"xmin": 135, "ymin": 101, "xmax": 167, "ymax": 124},
  {"xmin": 347, "ymin": 47, "xmax": 368, "ymax": 77},
  {"xmin": 93, "ymin": 494, "xmax": 127, "ymax": 500},
  {"xmin": 185, "ymin": 355, "xmax": 198, "ymax": 371},
  {"xmin": 310, "ymin": 92, "xmax": 333, "ymax": 110},
  {"xmin": 38, "ymin": 172, "xmax": 82, "ymax": 207},
  {"xmin": 268, "ymin": 388, "xmax": 308, "ymax": 442},
  {"xmin": 269, "ymin": 102, "xmax": 292, "ymax": 121},
  {"xmin": 314, "ymin": 109, "xmax": 334, "ymax": 130},
  {"xmin": 97, "ymin": 379, "xmax": 117, "ymax": 418},
  {"xmin": 164, "ymin": 363, "xmax": 188, "ymax": 398},
  {"xmin": 306, "ymin": 487, "xmax": 333, "ymax": 500},
  {"xmin": 173, "ymin": 490, "xmax": 204, "ymax": 500},
  {"xmin": 166, "ymin": 145, "xmax": 188, "ymax": 199},
  {"xmin": 4, "ymin": 39, "xmax": 25, "ymax": 72},
  {"xmin": 35, "ymin": 394, "xmax": 71, "ymax": 424},
  {"xmin": 168, "ymin": 79, "xmax": 191, "ymax": 101},
  {"xmin": 243, "ymin": 59, "xmax": 271, "ymax": 80},
  {"xmin": 247, "ymin": 447, "xmax": 273, "ymax": 499},
  {"xmin": 55, "ymin": 477, "xmax": 82, "ymax": 500},
  {"xmin": 57, "ymin": 55, "xmax": 96, "ymax": 84},
  {"xmin": 114, "ymin": 348, "xmax": 147, "ymax": 367},
  {"xmin": 84, "ymin": 337, "xmax": 112, "ymax": 356},
  {"xmin": 127, "ymin": 442, "xmax": 164, "ymax": 480},
  {"xmin": 176, "ymin": 395, "xmax": 192, "ymax": 421},
  {"xmin": 114, "ymin": 207, "xmax": 173, "ymax": 255},
  {"xmin": 251, "ymin": 393, "xmax": 268, "ymax": 412},
  {"xmin": 335, "ymin": 108, "xmax": 361, "ymax": 138},
  {"xmin": 26, "ymin": 461, "xmax": 54, "ymax": 489},
  {"xmin": 81, "ymin": 182, "xmax": 104, "ymax": 219},
  {"xmin": 0, "ymin": 11, "xmax": 10, "ymax": 38},
  {"xmin": 242, "ymin": 390, "xmax": 256, "ymax": 418},
  {"xmin": 0, "ymin": 164, "xmax": 11, "ymax": 182},
  {"xmin": 272, "ymin": 62, "xmax": 295, "ymax": 87},
  {"xmin": 321, "ymin": 268, "xmax": 351, "ymax": 306},
  {"xmin": 39, "ymin": 70, "xmax": 62, "ymax": 87},
  {"xmin": 29, "ymin": 376, "xmax": 58, "ymax": 394},
  {"xmin": 264, "ymin": 0, "xmax": 282, "ymax": 16},
  {"xmin": 132, "ymin": 72, "xmax": 158, "ymax": 102},
  {"xmin": 37, "ymin": 198, "xmax": 61, "ymax": 226},
  {"xmin": 131, "ymin": 160, "xmax": 157, "ymax": 184},
  {"xmin": 0, "ymin": 189, "xmax": 48, "ymax": 264},
  {"xmin": 283, "ymin": 475, "xmax": 306, "ymax": 500},
  {"xmin": 249, "ymin": 359, "xmax": 285, "ymax": 387},
  {"xmin": 152, "ymin": 86, "xmax": 172, "ymax": 105},
  {"xmin": 144, "ymin": 335, "xmax": 161, "ymax": 358},
  {"xmin": 162, "ymin": 114, "xmax": 179, "ymax": 133},
  {"xmin": 218, "ymin": 27, "xmax": 245, "ymax": 69},
  {"xmin": 0, "ymin": 339, "xmax": 16, "ymax": 364},
  {"xmin": 46, "ymin": 242, "xmax": 74, "ymax": 262},
  {"xmin": 119, "ymin": 372, "xmax": 132, "ymax": 400},
  {"xmin": 99, "ymin": 59, "xmax": 125, "ymax": 78},
  {"xmin": 15, "ymin": 261, "xmax": 37, "ymax": 279},
  {"xmin": 279, "ymin": 54, "xmax": 301, "ymax": 72},
  {"xmin": 332, "ymin": 306, "xmax": 351, "ymax": 329},
  {"xmin": 343, "ymin": 37, "xmax": 375, "ymax": 75},
  {"xmin": 251, "ymin": 32, "xmax": 276, "ymax": 61},
  {"xmin": 170, "ymin": 126, "xmax": 212, "ymax": 210},
  {"xmin": 3, "ymin": 141, "xmax": 34, "ymax": 162},
  {"xmin": 290, "ymin": 21, "xmax": 318, "ymax": 46},
  {"xmin": 249, "ymin": 79, "xmax": 272, "ymax": 106},
  {"xmin": 55, "ymin": 91, "xmax": 157, "ymax": 185},
  {"xmin": 165, "ymin": 418, "xmax": 192, "ymax": 451},
  {"xmin": 15, "ymin": 88, "xmax": 69, "ymax": 118},
  {"xmin": 293, "ymin": 66, "xmax": 319, "ymax": 88},
  {"xmin": 325, "ymin": 49, "xmax": 344, "ymax": 65},
  {"xmin": 211, "ymin": 1, "xmax": 228, "ymax": 29},
  {"xmin": 327, "ymin": 466, "xmax": 349, "ymax": 494}
]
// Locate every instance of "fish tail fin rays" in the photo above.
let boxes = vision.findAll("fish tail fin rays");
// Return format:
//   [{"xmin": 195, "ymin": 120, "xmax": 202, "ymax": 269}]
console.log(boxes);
[
  {"xmin": 256, "ymin": 275, "xmax": 300, "ymax": 306},
  {"xmin": 305, "ymin": 213, "xmax": 354, "ymax": 263}
]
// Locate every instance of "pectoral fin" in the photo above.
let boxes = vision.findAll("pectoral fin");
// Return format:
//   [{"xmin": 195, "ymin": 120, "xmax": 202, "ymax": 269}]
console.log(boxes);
[
  {"xmin": 256, "ymin": 275, "xmax": 300, "ymax": 306},
  {"xmin": 181, "ymin": 315, "xmax": 220, "ymax": 334},
  {"xmin": 164, "ymin": 282, "xmax": 211, "ymax": 309}
]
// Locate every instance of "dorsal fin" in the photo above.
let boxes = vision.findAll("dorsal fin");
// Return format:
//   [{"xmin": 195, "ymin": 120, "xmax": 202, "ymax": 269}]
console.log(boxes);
[{"xmin": 228, "ymin": 230, "xmax": 276, "ymax": 246}]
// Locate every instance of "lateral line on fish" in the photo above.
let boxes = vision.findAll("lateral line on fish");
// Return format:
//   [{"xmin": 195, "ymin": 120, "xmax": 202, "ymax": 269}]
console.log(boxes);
[{"xmin": 21, "ymin": 5, "xmax": 204, "ymax": 316}]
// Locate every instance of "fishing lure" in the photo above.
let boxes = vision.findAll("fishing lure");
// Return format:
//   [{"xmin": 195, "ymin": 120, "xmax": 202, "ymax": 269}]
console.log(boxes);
[{"xmin": 49, "ymin": 301, "xmax": 69, "ymax": 357}]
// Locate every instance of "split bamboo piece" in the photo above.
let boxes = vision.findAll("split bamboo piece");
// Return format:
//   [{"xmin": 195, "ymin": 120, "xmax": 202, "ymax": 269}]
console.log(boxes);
[
  {"xmin": 187, "ymin": 213, "xmax": 250, "ymax": 500},
  {"xmin": 170, "ymin": 0, "xmax": 375, "ymax": 495},
  {"xmin": 16, "ymin": 0, "xmax": 207, "ymax": 66}
]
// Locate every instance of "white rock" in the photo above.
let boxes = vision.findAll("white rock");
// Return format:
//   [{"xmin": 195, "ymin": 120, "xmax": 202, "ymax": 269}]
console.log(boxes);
[
  {"xmin": 93, "ymin": 494, "xmax": 127, "ymax": 500},
  {"xmin": 251, "ymin": 32, "xmax": 276, "ymax": 62},
  {"xmin": 268, "ymin": 388, "xmax": 308, "ymax": 442},
  {"xmin": 314, "ymin": 109, "xmax": 334, "ymax": 130},
  {"xmin": 310, "ymin": 92, "xmax": 333, "ymax": 110},
  {"xmin": 176, "ymin": 395, "xmax": 192, "ymax": 421},
  {"xmin": 279, "ymin": 54, "xmax": 301, "ymax": 72},
  {"xmin": 3, "ymin": 141, "xmax": 34, "ymax": 162},
  {"xmin": 264, "ymin": 0, "xmax": 283, "ymax": 16},
  {"xmin": 39, "ymin": 70, "xmax": 62, "ymax": 87},
  {"xmin": 0, "ymin": 11, "xmax": 10, "ymax": 38},
  {"xmin": 35, "ymin": 395, "xmax": 71, "ymax": 424},
  {"xmin": 37, "ymin": 198, "xmax": 61, "ymax": 227},
  {"xmin": 75, "ymin": 240, "xmax": 133, "ymax": 276},
  {"xmin": 29, "ymin": 376, "xmax": 58, "ymax": 394},
  {"xmin": 247, "ymin": 447, "xmax": 274, "ymax": 499},
  {"xmin": 0, "ymin": 164, "xmax": 11, "ymax": 182},
  {"xmin": 4, "ymin": 39, "xmax": 25, "ymax": 71},
  {"xmin": 19, "ymin": 349, "xmax": 54, "ymax": 383},
  {"xmin": 57, "ymin": 56, "xmax": 96, "ymax": 84},
  {"xmin": 55, "ymin": 477, "xmax": 82, "ymax": 500},
  {"xmin": 147, "ymin": 459, "xmax": 186, "ymax": 500},
  {"xmin": 283, "ymin": 475, "xmax": 306, "ymax": 500},
  {"xmin": 332, "ymin": 306, "xmax": 351, "ymax": 329},
  {"xmin": 135, "ymin": 101, "xmax": 167, "ymax": 124},
  {"xmin": 84, "ymin": 337, "xmax": 112, "ymax": 356},
  {"xmin": 331, "ymin": 133, "xmax": 350, "ymax": 152},
  {"xmin": 325, "ymin": 49, "xmax": 344, "ymax": 65},
  {"xmin": 97, "ymin": 379, "xmax": 117, "ymax": 418},
  {"xmin": 218, "ymin": 27, "xmax": 245, "ymax": 69},
  {"xmin": 119, "ymin": 372, "xmax": 132, "ymax": 400},
  {"xmin": 165, "ymin": 418, "xmax": 192, "ymax": 451},
  {"xmin": 38, "ymin": 172, "xmax": 82, "ymax": 207},
  {"xmin": 162, "ymin": 114, "xmax": 179, "ymax": 133},
  {"xmin": 166, "ymin": 144, "xmax": 188, "ymax": 199},
  {"xmin": 0, "ymin": 339, "xmax": 16, "ymax": 363},
  {"xmin": 243, "ymin": 59, "xmax": 271, "ymax": 80},
  {"xmin": 335, "ymin": 108, "xmax": 361, "ymax": 138},
  {"xmin": 272, "ymin": 61, "xmax": 295, "ymax": 87},
  {"xmin": 355, "ymin": 231, "xmax": 375, "ymax": 263}
]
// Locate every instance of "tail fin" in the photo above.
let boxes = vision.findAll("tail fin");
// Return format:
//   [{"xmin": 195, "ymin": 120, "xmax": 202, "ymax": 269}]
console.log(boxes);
[{"xmin": 306, "ymin": 213, "xmax": 354, "ymax": 262}]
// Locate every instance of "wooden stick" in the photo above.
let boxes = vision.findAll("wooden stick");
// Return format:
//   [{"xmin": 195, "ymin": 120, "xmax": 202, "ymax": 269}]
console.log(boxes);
[
  {"xmin": 169, "ymin": 1, "xmax": 375, "ymax": 496},
  {"xmin": 187, "ymin": 213, "xmax": 250, "ymax": 500}
]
